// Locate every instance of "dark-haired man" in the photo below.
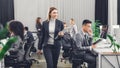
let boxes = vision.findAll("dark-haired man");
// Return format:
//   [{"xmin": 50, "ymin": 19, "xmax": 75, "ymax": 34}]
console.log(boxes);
[
  {"xmin": 24, "ymin": 26, "xmax": 36, "ymax": 53},
  {"xmin": 72, "ymin": 20, "xmax": 97, "ymax": 68}
]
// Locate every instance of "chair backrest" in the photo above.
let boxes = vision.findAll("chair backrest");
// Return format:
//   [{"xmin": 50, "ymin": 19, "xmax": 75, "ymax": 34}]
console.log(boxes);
[
  {"xmin": 62, "ymin": 32, "xmax": 78, "ymax": 51},
  {"xmin": 23, "ymin": 34, "xmax": 38, "ymax": 59},
  {"xmin": 23, "ymin": 40, "xmax": 35, "ymax": 60},
  {"xmin": 62, "ymin": 32, "xmax": 76, "ymax": 58},
  {"xmin": 62, "ymin": 32, "xmax": 73, "ymax": 49}
]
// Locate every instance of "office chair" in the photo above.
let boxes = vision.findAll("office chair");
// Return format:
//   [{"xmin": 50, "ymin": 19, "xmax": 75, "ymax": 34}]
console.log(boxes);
[{"xmin": 4, "ymin": 37, "xmax": 37, "ymax": 68}]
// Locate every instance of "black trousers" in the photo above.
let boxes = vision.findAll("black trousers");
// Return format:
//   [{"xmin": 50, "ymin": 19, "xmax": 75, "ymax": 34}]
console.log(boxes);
[
  {"xmin": 37, "ymin": 31, "xmax": 42, "ymax": 48},
  {"xmin": 72, "ymin": 52, "xmax": 96, "ymax": 68},
  {"xmin": 43, "ymin": 44, "xmax": 61, "ymax": 68}
]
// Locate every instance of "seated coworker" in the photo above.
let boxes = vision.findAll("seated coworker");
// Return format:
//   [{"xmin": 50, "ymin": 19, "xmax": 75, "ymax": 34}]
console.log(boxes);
[
  {"xmin": 8, "ymin": 20, "xmax": 25, "ymax": 63},
  {"xmin": 24, "ymin": 26, "xmax": 36, "ymax": 52},
  {"xmin": 72, "ymin": 20, "xmax": 97, "ymax": 68}
]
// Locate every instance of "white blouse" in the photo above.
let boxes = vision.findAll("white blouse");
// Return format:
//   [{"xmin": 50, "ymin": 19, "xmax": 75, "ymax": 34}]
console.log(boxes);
[{"xmin": 47, "ymin": 19, "xmax": 56, "ymax": 45}]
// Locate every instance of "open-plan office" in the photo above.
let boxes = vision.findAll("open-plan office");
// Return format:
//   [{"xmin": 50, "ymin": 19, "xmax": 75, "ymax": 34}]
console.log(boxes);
[{"xmin": 0, "ymin": 0, "xmax": 120, "ymax": 68}]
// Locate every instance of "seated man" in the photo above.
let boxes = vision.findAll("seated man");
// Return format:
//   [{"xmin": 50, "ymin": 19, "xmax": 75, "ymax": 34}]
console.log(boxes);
[
  {"xmin": 72, "ymin": 20, "xmax": 97, "ymax": 68},
  {"xmin": 24, "ymin": 26, "xmax": 36, "ymax": 53}
]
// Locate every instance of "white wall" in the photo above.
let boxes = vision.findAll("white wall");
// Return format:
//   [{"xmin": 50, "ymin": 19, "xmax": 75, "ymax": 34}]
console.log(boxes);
[
  {"xmin": 108, "ymin": 0, "xmax": 118, "ymax": 25},
  {"xmin": 108, "ymin": 0, "xmax": 118, "ymax": 35},
  {"xmin": 14, "ymin": 0, "xmax": 38, "ymax": 31},
  {"xmin": 14, "ymin": 0, "xmax": 95, "ymax": 31},
  {"xmin": 108, "ymin": 0, "xmax": 117, "ymax": 35}
]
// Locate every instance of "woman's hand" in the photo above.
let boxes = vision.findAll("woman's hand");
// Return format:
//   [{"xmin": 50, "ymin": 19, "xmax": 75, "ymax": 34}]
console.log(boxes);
[
  {"xmin": 58, "ymin": 31, "xmax": 64, "ymax": 36},
  {"xmin": 37, "ymin": 50, "xmax": 42, "ymax": 55}
]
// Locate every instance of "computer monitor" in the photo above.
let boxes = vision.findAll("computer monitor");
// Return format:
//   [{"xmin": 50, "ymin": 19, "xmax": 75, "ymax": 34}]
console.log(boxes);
[
  {"xmin": 100, "ymin": 25, "xmax": 108, "ymax": 39},
  {"xmin": 114, "ymin": 28, "xmax": 120, "ymax": 44}
]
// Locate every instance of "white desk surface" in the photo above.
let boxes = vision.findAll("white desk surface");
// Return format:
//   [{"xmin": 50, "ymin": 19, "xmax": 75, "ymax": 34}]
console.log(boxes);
[{"xmin": 94, "ymin": 39, "xmax": 120, "ymax": 55}]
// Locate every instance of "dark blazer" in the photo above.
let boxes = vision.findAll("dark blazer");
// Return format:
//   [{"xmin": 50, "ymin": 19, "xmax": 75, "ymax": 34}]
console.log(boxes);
[
  {"xmin": 26, "ymin": 31, "xmax": 34, "ymax": 44},
  {"xmin": 36, "ymin": 23, "xmax": 42, "ymax": 36},
  {"xmin": 24, "ymin": 31, "xmax": 34, "ymax": 51},
  {"xmin": 38, "ymin": 19, "xmax": 64, "ymax": 50},
  {"xmin": 36, "ymin": 23, "xmax": 42, "ymax": 32}
]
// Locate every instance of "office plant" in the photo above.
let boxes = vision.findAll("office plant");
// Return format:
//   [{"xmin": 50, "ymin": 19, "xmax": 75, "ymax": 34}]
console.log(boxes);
[
  {"xmin": 107, "ymin": 34, "xmax": 120, "ymax": 52},
  {"xmin": 92, "ymin": 20, "xmax": 101, "ymax": 42}
]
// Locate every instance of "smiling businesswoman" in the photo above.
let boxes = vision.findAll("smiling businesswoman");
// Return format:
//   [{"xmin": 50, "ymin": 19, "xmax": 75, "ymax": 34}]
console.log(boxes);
[{"xmin": 37, "ymin": 7, "xmax": 64, "ymax": 68}]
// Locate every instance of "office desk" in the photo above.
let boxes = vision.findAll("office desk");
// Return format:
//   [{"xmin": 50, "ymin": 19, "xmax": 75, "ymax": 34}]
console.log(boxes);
[{"xmin": 94, "ymin": 48, "xmax": 120, "ymax": 68}]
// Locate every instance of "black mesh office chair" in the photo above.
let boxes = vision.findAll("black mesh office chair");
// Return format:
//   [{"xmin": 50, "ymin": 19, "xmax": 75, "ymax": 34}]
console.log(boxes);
[{"xmin": 4, "ymin": 37, "xmax": 36, "ymax": 68}]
